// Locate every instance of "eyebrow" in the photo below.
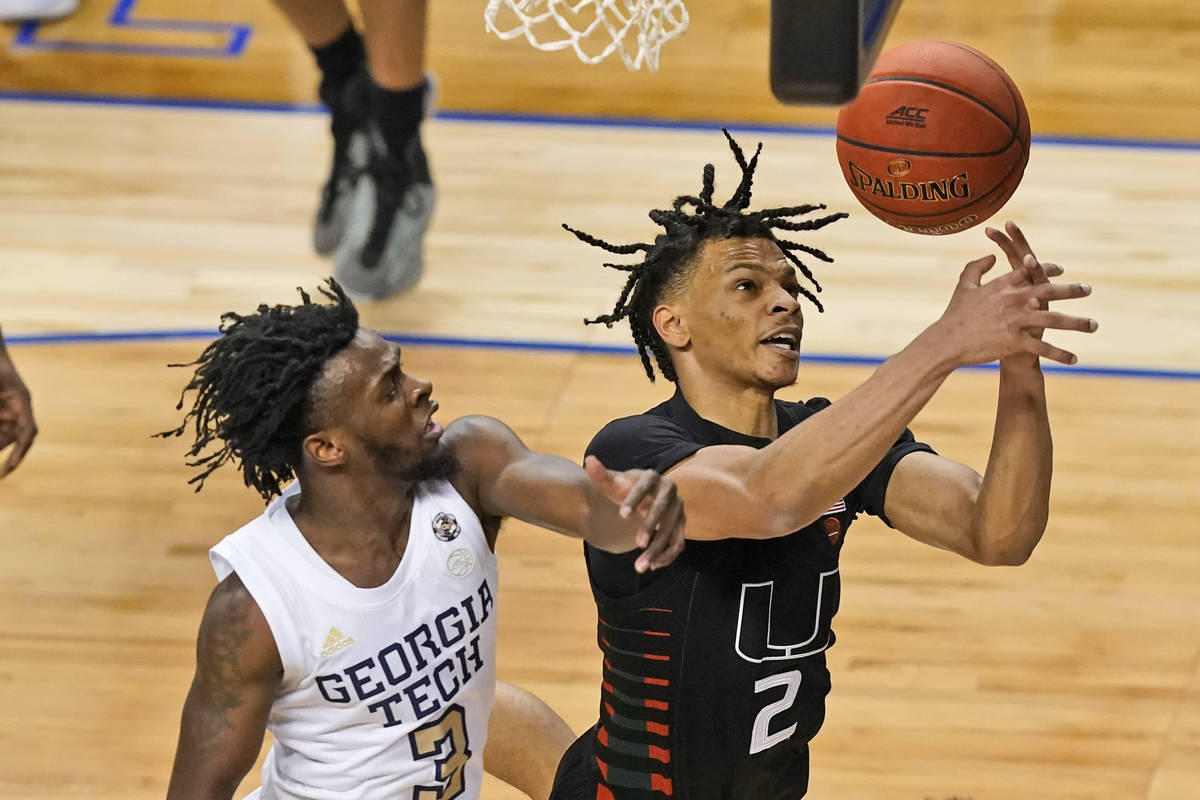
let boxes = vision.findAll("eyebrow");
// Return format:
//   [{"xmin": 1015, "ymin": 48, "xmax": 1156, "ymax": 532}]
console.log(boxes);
[
  {"xmin": 724, "ymin": 261, "xmax": 798, "ymax": 281},
  {"xmin": 373, "ymin": 350, "xmax": 402, "ymax": 391}
]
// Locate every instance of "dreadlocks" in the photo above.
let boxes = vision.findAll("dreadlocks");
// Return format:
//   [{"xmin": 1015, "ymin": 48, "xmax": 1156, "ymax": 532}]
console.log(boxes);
[
  {"xmin": 157, "ymin": 278, "xmax": 360, "ymax": 499},
  {"xmin": 566, "ymin": 129, "xmax": 847, "ymax": 382}
]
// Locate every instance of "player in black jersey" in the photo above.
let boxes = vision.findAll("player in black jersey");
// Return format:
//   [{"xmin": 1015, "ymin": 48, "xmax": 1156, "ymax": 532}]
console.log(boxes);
[{"xmin": 549, "ymin": 132, "xmax": 1099, "ymax": 800}]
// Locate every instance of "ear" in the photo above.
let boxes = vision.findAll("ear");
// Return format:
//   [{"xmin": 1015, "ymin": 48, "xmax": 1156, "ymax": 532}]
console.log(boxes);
[
  {"xmin": 302, "ymin": 429, "xmax": 346, "ymax": 469},
  {"xmin": 652, "ymin": 303, "xmax": 691, "ymax": 349}
]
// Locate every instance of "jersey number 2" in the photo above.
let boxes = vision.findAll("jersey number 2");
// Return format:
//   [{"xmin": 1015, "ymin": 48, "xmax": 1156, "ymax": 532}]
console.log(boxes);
[
  {"xmin": 750, "ymin": 670, "xmax": 801, "ymax": 754},
  {"xmin": 410, "ymin": 704, "xmax": 471, "ymax": 800}
]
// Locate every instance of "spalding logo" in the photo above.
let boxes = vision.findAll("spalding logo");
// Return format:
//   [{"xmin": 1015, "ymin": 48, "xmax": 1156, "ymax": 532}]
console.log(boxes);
[{"xmin": 847, "ymin": 162, "xmax": 970, "ymax": 202}]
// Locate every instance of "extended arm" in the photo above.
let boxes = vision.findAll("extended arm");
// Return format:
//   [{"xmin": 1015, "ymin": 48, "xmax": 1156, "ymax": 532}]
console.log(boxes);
[
  {"xmin": 0, "ymin": 326, "xmax": 37, "ymax": 478},
  {"xmin": 446, "ymin": 415, "xmax": 684, "ymax": 571},
  {"xmin": 881, "ymin": 223, "xmax": 1078, "ymax": 565},
  {"xmin": 167, "ymin": 573, "xmax": 282, "ymax": 800},
  {"xmin": 665, "ymin": 230, "xmax": 1095, "ymax": 541}
]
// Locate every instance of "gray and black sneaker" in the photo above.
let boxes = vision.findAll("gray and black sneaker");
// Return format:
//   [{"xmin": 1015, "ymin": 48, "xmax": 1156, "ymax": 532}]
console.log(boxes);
[
  {"xmin": 312, "ymin": 71, "xmax": 370, "ymax": 256},
  {"xmin": 333, "ymin": 81, "xmax": 436, "ymax": 300}
]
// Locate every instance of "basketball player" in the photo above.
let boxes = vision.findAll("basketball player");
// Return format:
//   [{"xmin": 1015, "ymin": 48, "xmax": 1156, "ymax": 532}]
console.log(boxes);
[
  {"xmin": 271, "ymin": 0, "xmax": 433, "ymax": 299},
  {"xmin": 550, "ymin": 133, "xmax": 1099, "ymax": 799},
  {"xmin": 161, "ymin": 279, "xmax": 688, "ymax": 799},
  {"xmin": 0, "ymin": 326, "xmax": 37, "ymax": 478}
]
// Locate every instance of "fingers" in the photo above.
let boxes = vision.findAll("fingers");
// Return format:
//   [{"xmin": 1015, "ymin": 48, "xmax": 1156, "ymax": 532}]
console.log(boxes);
[
  {"xmin": 1026, "ymin": 338, "xmax": 1079, "ymax": 366},
  {"xmin": 634, "ymin": 479, "xmax": 677, "ymax": 550},
  {"xmin": 1005, "ymin": 220, "xmax": 1037, "ymax": 261},
  {"xmin": 638, "ymin": 510, "xmax": 686, "ymax": 573},
  {"xmin": 959, "ymin": 254, "xmax": 997, "ymax": 288},
  {"xmin": 1026, "ymin": 310, "xmax": 1099, "ymax": 333},
  {"xmin": 634, "ymin": 494, "xmax": 685, "ymax": 573},
  {"xmin": 584, "ymin": 455, "xmax": 610, "ymax": 485},
  {"xmin": 985, "ymin": 225, "xmax": 1022, "ymax": 270},
  {"xmin": 1033, "ymin": 280, "xmax": 1092, "ymax": 303},
  {"xmin": 1040, "ymin": 262, "xmax": 1064, "ymax": 279},
  {"xmin": 617, "ymin": 471, "xmax": 658, "ymax": 520},
  {"xmin": 1020, "ymin": 254, "xmax": 1051, "ymax": 287},
  {"xmin": 0, "ymin": 426, "xmax": 34, "ymax": 478}
]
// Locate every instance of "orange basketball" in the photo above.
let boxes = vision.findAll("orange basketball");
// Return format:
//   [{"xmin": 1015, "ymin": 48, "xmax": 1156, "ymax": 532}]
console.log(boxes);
[{"xmin": 835, "ymin": 40, "xmax": 1030, "ymax": 235}]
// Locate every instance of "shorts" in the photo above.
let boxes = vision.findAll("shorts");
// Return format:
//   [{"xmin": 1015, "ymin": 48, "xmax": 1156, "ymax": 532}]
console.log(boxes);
[{"xmin": 549, "ymin": 725, "xmax": 600, "ymax": 800}]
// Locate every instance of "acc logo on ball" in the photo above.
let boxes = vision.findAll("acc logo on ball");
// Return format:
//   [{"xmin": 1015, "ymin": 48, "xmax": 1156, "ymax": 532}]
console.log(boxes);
[{"xmin": 884, "ymin": 105, "xmax": 929, "ymax": 129}]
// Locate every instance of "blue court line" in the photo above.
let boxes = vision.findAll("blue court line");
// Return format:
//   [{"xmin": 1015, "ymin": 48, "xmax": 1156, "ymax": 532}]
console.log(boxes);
[
  {"xmin": 5, "ymin": 329, "xmax": 1198, "ymax": 382},
  {"xmin": 0, "ymin": 88, "xmax": 1198, "ymax": 152},
  {"xmin": 12, "ymin": 0, "xmax": 251, "ymax": 59}
]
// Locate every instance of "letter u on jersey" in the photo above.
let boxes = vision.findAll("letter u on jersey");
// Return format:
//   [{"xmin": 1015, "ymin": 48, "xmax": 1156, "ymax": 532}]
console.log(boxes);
[{"xmin": 734, "ymin": 569, "xmax": 839, "ymax": 663}]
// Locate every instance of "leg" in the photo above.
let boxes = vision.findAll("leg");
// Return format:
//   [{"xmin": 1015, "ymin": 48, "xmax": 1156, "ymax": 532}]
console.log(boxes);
[
  {"xmin": 485, "ymin": 681, "xmax": 576, "ymax": 800},
  {"xmin": 358, "ymin": 0, "xmax": 428, "ymax": 91},
  {"xmin": 271, "ymin": 0, "xmax": 371, "ymax": 256},
  {"xmin": 269, "ymin": 0, "xmax": 353, "ymax": 48},
  {"xmin": 331, "ymin": 0, "xmax": 437, "ymax": 299}
]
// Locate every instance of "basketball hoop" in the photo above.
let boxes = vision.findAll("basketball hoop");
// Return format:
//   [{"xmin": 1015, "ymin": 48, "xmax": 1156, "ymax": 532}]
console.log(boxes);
[{"xmin": 483, "ymin": 0, "xmax": 689, "ymax": 71}]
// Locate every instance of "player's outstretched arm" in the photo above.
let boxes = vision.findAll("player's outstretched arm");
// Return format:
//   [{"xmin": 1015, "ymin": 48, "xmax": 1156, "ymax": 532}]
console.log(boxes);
[
  {"xmin": 0, "ymin": 326, "xmax": 37, "ymax": 478},
  {"xmin": 882, "ymin": 222, "xmax": 1093, "ymax": 565},
  {"xmin": 484, "ymin": 680, "xmax": 576, "ymax": 800},
  {"xmin": 660, "ymin": 224, "xmax": 1096, "ymax": 542},
  {"xmin": 446, "ymin": 416, "xmax": 685, "ymax": 572},
  {"xmin": 167, "ymin": 574, "xmax": 282, "ymax": 800}
]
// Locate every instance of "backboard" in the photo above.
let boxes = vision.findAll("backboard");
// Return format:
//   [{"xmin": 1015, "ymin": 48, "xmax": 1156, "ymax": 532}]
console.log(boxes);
[{"xmin": 770, "ymin": 0, "xmax": 904, "ymax": 106}]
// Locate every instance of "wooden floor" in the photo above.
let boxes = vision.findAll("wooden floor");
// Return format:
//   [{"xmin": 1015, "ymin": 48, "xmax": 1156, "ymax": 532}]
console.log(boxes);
[{"xmin": 1, "ymin": 1, "xmax": 1199, "ymax": 798}]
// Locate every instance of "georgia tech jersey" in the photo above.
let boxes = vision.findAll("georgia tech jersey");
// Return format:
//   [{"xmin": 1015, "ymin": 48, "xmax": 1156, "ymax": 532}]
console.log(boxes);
[{"xmin": 210, "ymin": 479, "xmax": 498, "ymax": 800}]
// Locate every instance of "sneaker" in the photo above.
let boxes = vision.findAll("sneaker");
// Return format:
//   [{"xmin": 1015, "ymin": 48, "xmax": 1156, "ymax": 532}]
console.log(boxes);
[
  {"xmin": 0, "ymin": 0, "xmax": 78, "ymax": 21},
  {"xmin": 312, "ymin": 71, "xmax": 370, "ymax": 257},
  {"xmin": 333, "ymin": 78, "xmax": 436, "ymax": 300}
]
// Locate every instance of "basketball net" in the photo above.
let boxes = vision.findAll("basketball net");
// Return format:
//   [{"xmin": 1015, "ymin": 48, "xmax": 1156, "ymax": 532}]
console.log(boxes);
[{"xmin": 483, "ymin": 0, "xmax": 689, "ymax": 71}]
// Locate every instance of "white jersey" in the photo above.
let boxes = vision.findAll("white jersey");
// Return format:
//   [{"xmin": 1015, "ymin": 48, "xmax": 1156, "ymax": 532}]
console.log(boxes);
[{"xmin": 210, "ymin": 479, "xmax": 498, "ymax": 800}]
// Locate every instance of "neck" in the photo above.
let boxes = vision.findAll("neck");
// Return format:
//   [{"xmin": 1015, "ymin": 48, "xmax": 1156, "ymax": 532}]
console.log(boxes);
[
  {"xmin": 289, "ymin": 469, "xmax": 415, "ymax": 576},
  {"xmin": 675, "ymin": 370, "xmax": 779, "ymax": 439}
]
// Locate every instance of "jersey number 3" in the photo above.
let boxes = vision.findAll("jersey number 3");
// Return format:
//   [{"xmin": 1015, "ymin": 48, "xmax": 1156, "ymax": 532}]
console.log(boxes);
[{"xmin": 410, "ymin": 704, "xmax": 471, "ymax": 800}]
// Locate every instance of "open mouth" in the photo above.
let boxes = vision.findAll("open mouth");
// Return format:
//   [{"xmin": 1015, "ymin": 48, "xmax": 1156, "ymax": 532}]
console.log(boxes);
[
  {"xmin": 423, "ymin": 402, "xmax": 442, "ymax": 439},
  {"xmin": 760, "ymin": 331, "xmax": 800, "ymax": 356}
]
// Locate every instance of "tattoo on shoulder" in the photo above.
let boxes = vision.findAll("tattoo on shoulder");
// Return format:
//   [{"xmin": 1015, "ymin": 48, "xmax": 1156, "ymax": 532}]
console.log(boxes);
[{"xmin": 186, "ymin": 582, "xmax": 265, "ymax": 755}]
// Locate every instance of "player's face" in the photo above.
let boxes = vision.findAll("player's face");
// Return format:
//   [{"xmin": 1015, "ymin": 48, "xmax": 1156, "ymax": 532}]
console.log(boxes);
[
  {"xmin": 680, "ymin": 237, "xmax": 805, "ymax": 390},
  {"xmin": 324, "ymin": 329, "xmax": 444, "ymax": 478}
]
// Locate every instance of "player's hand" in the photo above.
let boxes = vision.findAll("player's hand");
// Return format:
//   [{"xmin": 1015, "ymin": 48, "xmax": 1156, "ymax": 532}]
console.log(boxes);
[
  {"xmin": 585, "ymin": 456, "xmax": 685, "ymax": 573},
  {"xmin": 933, "ymin": 228, "xmax": 1097, "ymax": 367},
  {"xmin": 0, "ymin": 350, "xmax": 37, "ymax": 479},
  {"xmin": 985, "ymin": 220, "xmax": 1064, "ymax": 352}
]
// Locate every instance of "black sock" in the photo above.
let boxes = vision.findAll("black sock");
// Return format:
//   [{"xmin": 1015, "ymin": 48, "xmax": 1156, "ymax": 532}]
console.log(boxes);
[
  {"xmin": 311, "ymin": 25, "xmax": 366, "ymax": 113},
  {"xmin": 370, "ymin": 78, "xmax": 427, "ymax": 155}
]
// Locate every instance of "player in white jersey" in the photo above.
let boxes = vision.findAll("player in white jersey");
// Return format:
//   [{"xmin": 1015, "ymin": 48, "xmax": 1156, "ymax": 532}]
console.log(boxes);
[{"xmin": 160, "ymin": 279, "xmax": 688, "ymax": 800}]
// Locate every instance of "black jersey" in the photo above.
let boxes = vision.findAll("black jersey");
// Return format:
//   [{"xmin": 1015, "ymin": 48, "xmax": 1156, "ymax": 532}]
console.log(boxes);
[{"xmin": 579, "ymin": 390, "xmax": 933, "ymax": 800}]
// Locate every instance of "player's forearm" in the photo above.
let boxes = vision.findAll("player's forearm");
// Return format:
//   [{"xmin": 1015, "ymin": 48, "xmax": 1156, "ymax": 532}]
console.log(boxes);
[
  {"xmin": 748, "ymin": 327, "xmax": 958, "ymax": 532},
  {"xmin": 967, "ymin": 359, "xmax": 1052, "ymax": 565},
  {"xmin": 494, "ymin": 452, "xmax": 642, "ymax": 552}
]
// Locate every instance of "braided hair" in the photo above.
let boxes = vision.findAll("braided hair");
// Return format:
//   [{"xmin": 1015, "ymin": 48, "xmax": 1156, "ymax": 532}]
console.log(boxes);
[
  {"xmin": 157, "ymin": 278, "xmax": 360, "ymax": 499},
  {"xmin": 566, "ymin": 129, "xmax": 847, "ymax": 382}
]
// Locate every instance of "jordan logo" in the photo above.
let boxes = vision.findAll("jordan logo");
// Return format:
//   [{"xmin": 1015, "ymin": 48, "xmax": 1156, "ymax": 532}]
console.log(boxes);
[{"xmin": 320, "ymin": 627, "xmax": 356, "ymax": 658}]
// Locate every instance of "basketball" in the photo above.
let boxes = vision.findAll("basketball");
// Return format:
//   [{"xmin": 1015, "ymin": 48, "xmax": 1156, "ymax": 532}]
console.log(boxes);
[{"xmin": 834, "ymin": 40, "xmax": 1031, "ymax": 235}]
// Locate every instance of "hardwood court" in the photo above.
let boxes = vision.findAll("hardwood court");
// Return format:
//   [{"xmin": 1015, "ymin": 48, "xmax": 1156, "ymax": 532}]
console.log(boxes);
[{"xmin": 1, "ymin": 0, "xmax": 1199, "ymax": 798}]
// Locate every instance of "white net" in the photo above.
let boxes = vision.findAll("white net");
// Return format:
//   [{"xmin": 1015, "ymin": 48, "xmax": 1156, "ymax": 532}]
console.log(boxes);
[{"xmin": 483, "ymin": 0, "xmax": 689, "ymax": 71}]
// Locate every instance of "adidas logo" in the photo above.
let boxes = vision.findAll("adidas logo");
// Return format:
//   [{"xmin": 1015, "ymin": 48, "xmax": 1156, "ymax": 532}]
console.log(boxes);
[{"xmin": 320, "ymin": 627, "xmax": 356, "ymax": 658}]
